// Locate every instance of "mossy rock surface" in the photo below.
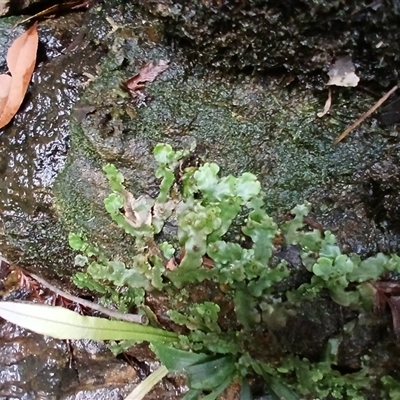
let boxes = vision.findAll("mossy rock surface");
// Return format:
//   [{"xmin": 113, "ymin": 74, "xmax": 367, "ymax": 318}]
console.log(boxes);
[
  {"xmin": 52, "ymin": 4, "xmax": 400, "ymax": 397},
  {"xmin": 1, "ymin": 1, "xmax": 400, "ymax": 398},
  {"xmin": 56, "ymin": 1, "xmax": 400, "ymax": 258}
]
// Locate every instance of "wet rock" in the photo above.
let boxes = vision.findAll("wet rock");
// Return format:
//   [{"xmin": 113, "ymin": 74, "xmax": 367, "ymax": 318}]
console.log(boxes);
[
  {"xmin": 136, "ymin": 0, "xmax": 400, "ymax": 84},
  {"xmin": 0, "ymin": 11, "xmax": 103, "ymax": 277},
  {"xmin": 0, "ymin": 320, "xmax": 138, "ymax": 400},
  {"xmin": 271, "ymin": 293, "xmax": 354, "ymax": 361}
]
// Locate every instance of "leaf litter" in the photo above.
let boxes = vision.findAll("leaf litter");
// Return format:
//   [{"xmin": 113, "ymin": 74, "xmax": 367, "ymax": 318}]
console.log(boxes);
[
  {"xmin": 125, "ymin": 60, "xmax": 169, "ymax": 105},
  {"xmin": 327, "ymin": 56, "xmax": 359, "ymax": 87},
  {"xmin": 0, "ymin": 23, "xmax": 39, "ymax": 129}
]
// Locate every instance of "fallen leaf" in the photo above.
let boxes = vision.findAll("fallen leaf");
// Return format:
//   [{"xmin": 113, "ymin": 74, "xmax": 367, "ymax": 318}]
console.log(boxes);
[
  {"xmin": 166, "ymin": 258, "xmax": 177, "ymax": 271},
  {"xmin": 327, "ymin": 56, "xmax": 359, "ymax": 87},
  {"xmin": 123, "ymin": 191, "xmax": 154, "ymax": 228},
  {"xmin": 372, "ymin": 281, "xmax": 400, "ymax": 338},
  {"xmin": 125, "ymin": 60, "xmax": 169, "ymax": 102},
  {"xmin": 0, "ymin": 75, "xmax": 12, "ymax": 113},
  {"xmin": 0, "ymin": 0, "xmax": 9, "ymax": 16},
  {"xmin": 317, "ymin": 88, "xmax": 332, "ymax": 118},
  {"xmin": 202, "ymin": 256, "xmax": 214, "ymax": 269},
  {"xmin": 388, "ymin": 296, "xmax": 400, "ymax": 338},
  {"xmin": 0, "ymin": 23, "xmax": 39, "ymax": 129}
]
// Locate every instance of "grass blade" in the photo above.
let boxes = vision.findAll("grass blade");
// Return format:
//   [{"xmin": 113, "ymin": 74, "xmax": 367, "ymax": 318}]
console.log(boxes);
[{"xmin": 0, "ymin": 301, "xmax": 177, "ymax": 342}]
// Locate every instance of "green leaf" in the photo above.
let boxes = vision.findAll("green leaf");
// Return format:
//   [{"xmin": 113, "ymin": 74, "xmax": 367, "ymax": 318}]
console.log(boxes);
[
  {"xmin": 103, "ymin": 163, "xmax": 124, "ymax": 192},
  {"xmin": 186, "ymin": 355, "xmax": 236, "ymax": 390},
  {"xmin": 104, "ymin": 192, "xmax": 124, "ymax": 215},
  {"xmin": 182, "ymin": 389, "xmax": 203, "ymax": 400},
  {"xmin": 234, "ymin": 287, "xmax": 259, "ymax": 328},
  {"xmin": 202, "ymin": 375, "xmax": 234, "ymax": 400},
  {"xmin": 0, "ymin": 302, "xmax": 177, "ymax": 342},
  {"xmin": 152, "ymin": 345, "xmax": 235, "ymax": 393},
  {"xmin": 151, "ymin": 343, "xmax": 210, "ymax": 371},
  {"xmin": 240, "ymin": 380, "xmax": 253, "ymax": 400},
  {"xmin": 236, "ymin": 172, "xmax": 261, "ymax": 201},
  {"xmin": 347, "ymin": 253, "xmax": 388, "ymax": 282},
  {"xmin": 156, "ymin": 167, "xmax": 175, "ymax": 203},
  {"xmin": 159, "ymin": 242, "xmax": 175, "ymax": 259},
  {"xmin": 266, "ymin": 374, "xmax": 302, "ymax": 400},
  {"xmin": 68, "ymin": 233, "xmax": 85, "ymax": 251},
  {"xmin": 312, "ymin": 257, "xmax": 334, "ymax": 280},
  {"xmin": 193, "ymin": 163, "xmax": 220, "ymax": 200},
  {"xmin": 154, "ymin": 143, "xmax": 175, "ymax": 165}
]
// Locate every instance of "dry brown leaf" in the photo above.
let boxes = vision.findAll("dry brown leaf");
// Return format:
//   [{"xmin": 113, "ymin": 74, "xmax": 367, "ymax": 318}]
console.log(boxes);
[
  {"xmin": 0, "ymin": 23, "xmax": 39, "ymax": 129},
  {"xmin": 388, "ymin": 296, "xmax": 400, "ymax": 338},
  {"xmin": 372, "ymin": 281, "xmax": 400, "ymax": 338},
  {"xmin": 0, "ymin": 75, "xmax": 12, "ymax": 113},
  {"xmin": 126, "ymin": 60, "xmax": 169, "ymax": 99}
]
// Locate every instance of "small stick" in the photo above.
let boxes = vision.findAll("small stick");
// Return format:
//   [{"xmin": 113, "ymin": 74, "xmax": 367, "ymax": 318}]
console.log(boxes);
[
  {"xmin": 333, "ymin": 85, "xmax": 398, "ymax": 145},
  {"xmin": 26, "ymin": 271, "xmax": 147, "ymax": 324}
]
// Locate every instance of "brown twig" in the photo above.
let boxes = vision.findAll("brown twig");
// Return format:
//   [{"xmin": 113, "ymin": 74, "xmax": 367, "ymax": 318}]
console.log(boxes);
[
  {"xmin": 26, "ymin": 271, "xmax": 147, "ymax": 324},
  {"xmin": 333, "ymin": 85, "xmax": 398, "ymax": 145}
]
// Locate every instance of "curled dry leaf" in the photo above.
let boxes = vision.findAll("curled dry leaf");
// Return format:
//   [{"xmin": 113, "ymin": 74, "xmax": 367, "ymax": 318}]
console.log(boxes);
[
  {"xmin": 0, "ymin": 23, "xmax": 39, "ymax": 129},
  {"xmin": 317, "ymin": 88, "xmax": 332, "ymax": 118},
  {"xmin": 125, "ymin": 60, "xmax": 170, "ymax": 101},
  {"xmin": 123, "ymin": 191, "xmax": 154, "ymax": 228},
  {"xmin": 372, "ymin": 281, "xmax": 400, "ymax": 338},
  {"xmin": 388, "ymin": 296, "xmax": 400, "ymax": 338}
]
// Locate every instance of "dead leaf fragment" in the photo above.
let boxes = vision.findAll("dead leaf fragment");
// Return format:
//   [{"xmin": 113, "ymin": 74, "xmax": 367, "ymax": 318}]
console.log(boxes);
[
  {"xmin": 0, "ymin": 23, "xmax": 39, "ymax": 129},
  {"xmin": 123, "ymin": 191, "xmax": 154, "ymax": 228},
  {"xmin": 0, "ymin": 75, "xmax": 12, "ymax": 113},
  {"xmin": 372, "ymin": 281, "xmax": 400, "ymax": 338},
  {"xmin": 327, "ymin": 56, "xmax": 359, "ymax": 87},
  {"xmin": 166, "ymin": 258, "xmax": 177, "ymax": 271},
  {"xmin": 317, "ymin": 88, "xmax": 332, "ymax": 118},
  {"xmin": 0, "ymin": 0, "xmax": 9, "ymax": 16},
  {"xmin": 388, "ymin": 296, "xmax": 400, "ymax": 338},
  {"xmin": 125, "ymin": 60, "xmax": 169, "ymax": 102}
]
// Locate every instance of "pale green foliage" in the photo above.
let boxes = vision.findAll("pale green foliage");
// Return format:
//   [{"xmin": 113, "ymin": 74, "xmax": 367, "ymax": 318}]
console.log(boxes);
[
  {"xmin": 168, "ymin": 302, "xmax": 221, "ymax": 333},
  {"xmin": 67, "ymin": 143, "xmax": 400, "ymax": 399}
]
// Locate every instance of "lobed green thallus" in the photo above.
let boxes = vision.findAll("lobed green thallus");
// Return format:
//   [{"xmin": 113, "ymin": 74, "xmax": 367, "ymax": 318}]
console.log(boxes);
[{"xmin": 64, "ymin": 143, "xmax": 400, "ymax": 399}]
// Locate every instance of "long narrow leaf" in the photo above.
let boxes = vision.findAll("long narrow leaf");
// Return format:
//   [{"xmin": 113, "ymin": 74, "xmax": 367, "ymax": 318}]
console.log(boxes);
[
  {"xmin": 125, "ymin": 365, "xmax": 169, "ymax": 400},
  {"xmin": 186, "ymin": 355, "xmax": 236, "ymax": 390},
  {"xmin": 202, "ymin": 375, "xmax": 234, "ymax": 400},
  {"xmin": 240, "ymin": 379, "xmax": 253, "ymax": 400},
  {"xmin": 0, "ymin": 302, "xmax": 177, "ymax": 342},
  {"xmin": 265, "ymin": 375, "xmax": 301, "ymax": 400}
]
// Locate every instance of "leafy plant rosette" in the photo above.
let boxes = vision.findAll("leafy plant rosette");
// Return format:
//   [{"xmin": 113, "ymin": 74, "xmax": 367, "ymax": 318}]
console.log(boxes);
[{"xmin": 2, "ymin": 143, "xmax": 400, "ymax": 399}]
